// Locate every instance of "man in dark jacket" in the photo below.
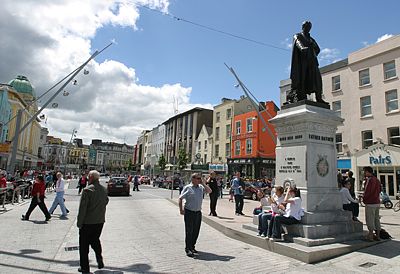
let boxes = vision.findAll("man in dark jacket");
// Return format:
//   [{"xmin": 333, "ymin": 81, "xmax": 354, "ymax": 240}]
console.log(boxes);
[
  {"xmin": 77, "ymin": 170, "xmax": 109, "ymax": 273},
  {"xmin": 363, "ymin": 166, "xmax": 381, "ymax": 241}
]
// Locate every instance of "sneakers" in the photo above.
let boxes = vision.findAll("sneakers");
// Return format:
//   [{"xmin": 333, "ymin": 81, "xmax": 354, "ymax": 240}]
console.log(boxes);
[
  {"xmin": 185, "ymin": 249, "xmax": 194, "ymax": 257},
  {"xmin": 21, "ymin": 215, "xmax": 28, "ymax": 221},
  {"xmin": 45, "ymin": 216, "xmax": 51, "ymax": 221}
]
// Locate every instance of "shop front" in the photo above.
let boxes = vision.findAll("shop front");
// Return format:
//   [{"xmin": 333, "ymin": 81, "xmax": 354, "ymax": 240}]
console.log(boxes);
[
  {"xmin": 352, "ymin": 143, "xmax": 400, "ymax": 197},
  {"xmin": 227, "ymin": 157, "xmax": 275, "ymax": 179}
]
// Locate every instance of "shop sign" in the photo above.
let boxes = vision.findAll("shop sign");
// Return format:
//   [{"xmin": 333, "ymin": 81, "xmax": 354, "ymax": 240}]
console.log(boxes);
[
  {"xmin": 0, "ymin": 143, "xmax": 10, "ymax": 153},
  {"xmin": 369, "ymin": 155, "xmax": 391, "ymax": 165},
  {"xmin": 209, "ymin": 164, "xmax": 225, "ymax": 171}
]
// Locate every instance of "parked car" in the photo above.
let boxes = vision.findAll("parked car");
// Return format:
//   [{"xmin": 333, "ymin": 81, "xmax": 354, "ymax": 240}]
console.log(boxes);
[
  {"xmin": 243, "ymin": 182, "xmax": 261, "ymax": 201},
  {"xmin": 107, "ymin": 177, "xmax": 130, "ymax": 196},
  {"xmin": 139, "ymin": 176, "xmax": 150, "ymax": 185}
]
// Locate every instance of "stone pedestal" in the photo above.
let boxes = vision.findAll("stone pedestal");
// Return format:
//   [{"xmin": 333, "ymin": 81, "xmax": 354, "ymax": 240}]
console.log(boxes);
[{"xmin": 270, "ymin": 101, "xmax": 363, "ymax": 241}]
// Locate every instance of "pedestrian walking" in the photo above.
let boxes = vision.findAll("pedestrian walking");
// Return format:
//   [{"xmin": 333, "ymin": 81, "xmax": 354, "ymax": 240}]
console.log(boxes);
[
  {"xmin": 48, "ymin": 172, "xmax": 68, "ymax": 218},
  {"xmin": 232, "ymin": 172, "xmax": 245, "ymax": 215},
  {"xmin": 21, "ymin": 175, "xmax": 51, "ymax": 221},
  {"xmin": 133, "ymin": 174, "xmax": 140, "ymax": 191},
  {"xmin": 77, "ymin": 170, "xmax": 109, "ymax": 273},
  {"xmin": 77, "ymin": 172, "xmax": 88, "ymax": 194},
  {"xmin": 207, "ymin": 171, "xmax": 219, "ymax": 216},
  {"xmin": 178, "ymin": 173, "xmax": 212, "ymax": 257},
  {"xmin": 362, "ymin": 166, "xmax": 382, "ymax": 241}
]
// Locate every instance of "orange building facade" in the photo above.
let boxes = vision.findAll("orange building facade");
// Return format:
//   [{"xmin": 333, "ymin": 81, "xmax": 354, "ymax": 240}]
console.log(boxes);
[{"xmin": 228, "ymin": 101, "xmax": 278, "ymax": 179}]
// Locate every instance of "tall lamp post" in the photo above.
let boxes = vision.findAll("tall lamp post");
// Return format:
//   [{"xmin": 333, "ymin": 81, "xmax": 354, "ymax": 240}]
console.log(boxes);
[{"xmin": 167, "ymin": 144, "xmax": 175, "ymax": 199}]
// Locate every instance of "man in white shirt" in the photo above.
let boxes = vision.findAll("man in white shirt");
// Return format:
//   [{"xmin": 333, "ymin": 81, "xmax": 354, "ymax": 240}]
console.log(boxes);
[{"xmin": 48, "ymin": 172, "xmax": 68, "ymax": 218}]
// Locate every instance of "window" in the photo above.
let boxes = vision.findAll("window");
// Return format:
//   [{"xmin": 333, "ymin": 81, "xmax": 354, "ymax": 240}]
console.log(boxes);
[
  {"xmin": 360, "ymin": 96, "xmax": 372, "ymax": 117},
  {"xmin": 226, "ymin": 108, "xmax": 232, "ymax": 119},
  {"xmin": 335, "ymin": 133, "xmax": 343, "ymax": 153},
  {"xmin": 388, "ymin": 127, "xmax": 400, "ymax": 145},
  {"xmin": 246, "ymin": 118, "xmax": 253, "ymax": 132},
  {"xmin": 332, "ymin": 75, "xmax": 341, "ymax": 91},
  {"xmin": 235, "ymin": 141, "xmax": 240, "ymax": 156},
  {"xmin": 236, "ymin": 121, "xmax": 241, "ymax": 135},
  {"xmin": 362, "ymin": 130, "xmax": 373, "ymax": 149},
  {"xmin": 215, "ymin": 144, "xmax": 219, "ymax": 158},
  {"xmin": 204, "ymin": 154, "xmax": 207, "ymax": 164},
  {"xmin": 204, "ymin": 140, "xmax": 208, "ymax": 150},
  {"xmin": 225, "ymin": 143, "xmax": 231, "ymax": 157},
  {"xmin": 359, "ymin": 69, "xmax": 370, "ymax": 86},
  {"xmin": 216, "ymin": 112, "xmax": 221, "ymax": 123},
  {"xmin": 198, "ymin": 141, "xmax": 201, "ymax": 151},
  {"xmin": 385, "ymin": 89, "xmax": 398, "ymax": 113},
  {"xmin": 384, "ymin": 61, "xmax": 396, "ymax": 80},
  {"xmin": 332, "ymin": 100, "xmax": 341, "ymax": 117},
  {"xmin": 226, "ymin": 124, "xmax": 231, "ymax": 139},
  {"xmin": 215, "ymin": 127, "xmax": 220, "ymax": 141},
  {"xmin": 246, "ymin": 139, "xmax": 252, "ymax": 154}
]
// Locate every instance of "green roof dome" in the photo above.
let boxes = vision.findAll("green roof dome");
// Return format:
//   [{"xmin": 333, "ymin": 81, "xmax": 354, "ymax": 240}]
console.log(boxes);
[{"xmin": 8, "ymin": 75, "xmax": 36, "ymax": 97}]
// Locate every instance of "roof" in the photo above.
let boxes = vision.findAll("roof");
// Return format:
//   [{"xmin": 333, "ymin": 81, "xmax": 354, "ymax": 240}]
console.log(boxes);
[
  {"xmin": 319, "ymin": 58, "xmax": 348, "ymax": 74},
  {"xmin": 8, "ymin": 75, "xmax": 36, "ymax": 97},
  {"xmin": 162, "ymin": 107, "xmax": 212, "ymax": 125},
  {"xmin": 205, "ymin": 126, "xmax": 212, "ymax": 136}
]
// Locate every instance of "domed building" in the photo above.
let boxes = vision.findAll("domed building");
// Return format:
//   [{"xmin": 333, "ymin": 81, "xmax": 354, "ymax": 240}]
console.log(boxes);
[{"xmin": 0, "ymin": 75, "xmax": 41, "ymax": 170}]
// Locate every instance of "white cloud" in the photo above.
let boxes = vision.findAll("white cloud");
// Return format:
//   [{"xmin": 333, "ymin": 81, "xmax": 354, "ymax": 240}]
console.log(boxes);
[
  {"xmin": 318, "ymin": 48, "xmax": 340, "ymax": 65},
  {"xmin": 376, "ymin": 34, "xmax": 394, "ymax": 43},
  {"xmin": 0, "ymin": 0, "xmax": 208, "ymax": 145}
]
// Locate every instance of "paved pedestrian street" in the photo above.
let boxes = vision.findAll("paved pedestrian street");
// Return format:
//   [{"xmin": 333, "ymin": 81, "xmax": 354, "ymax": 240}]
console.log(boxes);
[{"xmin": 0, "ymin": 184, "xmax": 399, "ymax": 273}]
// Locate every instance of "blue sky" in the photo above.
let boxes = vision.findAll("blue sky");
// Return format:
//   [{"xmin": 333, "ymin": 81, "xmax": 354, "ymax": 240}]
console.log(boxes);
[{"xmin": 91, "ymin": 0, "xmax": 399, "ymax": 106}]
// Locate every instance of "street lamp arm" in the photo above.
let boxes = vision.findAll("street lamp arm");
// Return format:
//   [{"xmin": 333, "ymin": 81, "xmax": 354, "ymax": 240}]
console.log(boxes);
[{"xmin": 224, "ymin": 63, "xmax": 277, "ymax": 145}]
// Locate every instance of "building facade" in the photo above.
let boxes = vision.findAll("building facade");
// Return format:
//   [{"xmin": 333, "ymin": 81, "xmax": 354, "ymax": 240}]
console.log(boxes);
[
  {"xmin": 0, "ymin": 76, "xmax": 41, "ymax": 170},
  {"xmin": 211, "ymin": 96, "xmax": 253, "ymax": 173},
  {"xmin": 194, "ymin": 124, "xmax": 213, "ymax": 167},
  {"xmin": 163, "ymin": 107, "xmax": 213, "ymax": 168},
  {"xmin": 228, "ymin": 101, "xmax": 278, "ymax": 179},
  {"xmin": 280, "ymin": 35, "xmax": 400, "ymax": 195}
]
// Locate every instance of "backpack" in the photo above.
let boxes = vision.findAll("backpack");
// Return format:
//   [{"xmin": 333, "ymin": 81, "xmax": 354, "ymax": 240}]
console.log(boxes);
[{"xmin": 380, "ymin": 228, "xmax": 392, "ymax": 240}]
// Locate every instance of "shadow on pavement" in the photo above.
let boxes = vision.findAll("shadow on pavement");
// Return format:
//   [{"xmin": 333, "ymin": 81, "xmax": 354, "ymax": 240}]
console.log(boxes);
[
  {"xmin": 194, "ymin": 251, "xmax": 235, "ymax": 261},
  {"xmin": 216, "ymin": 216, "xmax": 234, "ymax": 220},
  {"xmin": 19, "ymin": 249, "xmax": 42, "ymax": 254},
  {"xmin": 358, "ymin": 239, "xmax": 400, "ymax": 259},
  {"xmin": 31, "ymin": 220, "xmax": 49, "ymax": 224}
]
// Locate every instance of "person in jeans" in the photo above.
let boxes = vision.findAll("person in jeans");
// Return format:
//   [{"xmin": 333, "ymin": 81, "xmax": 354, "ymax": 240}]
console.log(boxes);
[
  {"xmin": 231, "ymin": 172, "xmax": 245, "ymax": 216},
  {"xmin": 48, "ymin": 172, "xmax": 68, "ymax": 218},
  {"xmin": 22, "ymin": 175, "xmax": 51, "ymax": 221},
  {"xmin": 207, "ymin": 171, "xmax": 219, "ymax": 216},
  {"xmin": 362, "ymin": 166, "xmax": 381, "ymax": 241},
  {"xmin": 77, "ymin": 170, "xmax": 109, "ymax": 273},
  {"xmin": 258, "ymin": 186, "xmax": 285, "ymax": 238},
  {"xmin": 271, "ymin": 186, "xmax": 303, "ymax": 241},
  {"xmin": 340, "ymin": 180, "xmax": 360, "ymax": 221},
  {"xmin": 178, "ymin": 173, "xmax": 212, "ymax": 257}
]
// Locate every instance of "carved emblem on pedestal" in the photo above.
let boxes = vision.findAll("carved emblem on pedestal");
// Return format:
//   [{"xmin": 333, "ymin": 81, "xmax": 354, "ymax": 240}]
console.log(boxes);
[{"xmin": 316, "ymin": 155, "xmax": 329, "ymax": 177}]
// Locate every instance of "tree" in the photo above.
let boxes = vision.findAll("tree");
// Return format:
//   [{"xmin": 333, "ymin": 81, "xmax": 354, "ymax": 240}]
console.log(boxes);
[
  {"xmin": 177, "ymin": 148, "xmax": 188, "ymax": 170},
  {"xmin": 158, "ymin": 154, "xmax": 166, "ymax": 170},
  {"xmin": 128, "ymin": 158, "xmax": 133, "ymax": 170}
]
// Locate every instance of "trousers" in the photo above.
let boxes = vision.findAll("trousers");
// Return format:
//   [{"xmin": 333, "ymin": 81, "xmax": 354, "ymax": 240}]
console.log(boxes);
[
  {"xmin": 234, "ymin": 195, "xmax": 244, "ymax": 214},
  {"xmin": 184, "ymin": 209, "xmax": 202, "ymax": 250},
  {"xmin": 49, "ymin": 191, "xmax": 67, "ymax": 216},
  {"xmin": 25, "ymin": 196, "xmax": 51, "ymax": 220},
  {"xmin": 209, "ymin": 192, "xmax": 218, "ymax": 215},
  {"xmin": 79, "ymin": 223, "xmax": 104, "ymax": 272}
]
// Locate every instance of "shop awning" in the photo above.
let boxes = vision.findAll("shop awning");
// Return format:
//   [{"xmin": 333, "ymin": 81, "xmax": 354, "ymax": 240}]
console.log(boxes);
[{"xmin": 337, "ymin": 159, "xmax": 351, "ymax": 169}]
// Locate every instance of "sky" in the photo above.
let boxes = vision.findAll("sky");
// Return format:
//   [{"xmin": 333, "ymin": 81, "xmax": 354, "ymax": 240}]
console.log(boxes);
[{"xmin": 0, "ymin": 0, "xmax": 399, "ymax": 145}]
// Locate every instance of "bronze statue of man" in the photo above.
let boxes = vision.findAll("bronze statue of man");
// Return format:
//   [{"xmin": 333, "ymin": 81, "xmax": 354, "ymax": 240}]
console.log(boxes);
[{"xmin": 288, "ymin": 21, "xmax": 327, "ymax": 104}]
